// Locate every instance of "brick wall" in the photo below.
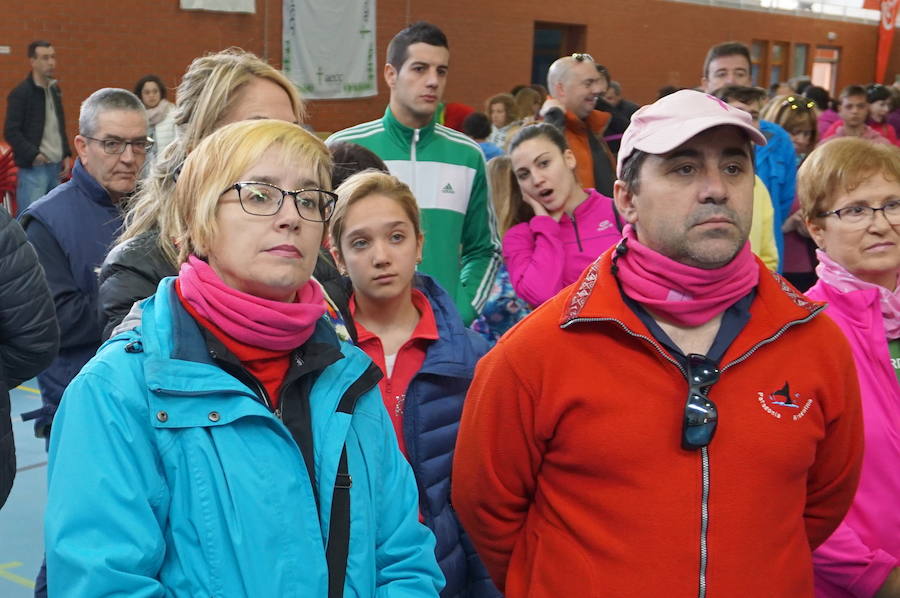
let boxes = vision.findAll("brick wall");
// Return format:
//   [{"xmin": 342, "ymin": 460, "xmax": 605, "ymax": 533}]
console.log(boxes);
[
  {"xmin": 0, "ymin": 0, "xmax": 281, "ymax": 147},
  {"xmin": 1, "ymin": 0, "xmax": 898, "ymax": 142}
]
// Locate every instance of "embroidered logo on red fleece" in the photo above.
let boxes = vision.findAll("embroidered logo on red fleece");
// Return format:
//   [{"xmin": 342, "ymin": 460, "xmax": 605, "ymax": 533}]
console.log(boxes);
[
  {"xmin": 769, "ymin": 271, "xmax": 821, "ymax": 314},
  {"xmin": 563, "ymin": 259, "xmax": 600, "ymax": 322},
  {"xmin": 757, "ymin": 381, "xmax": 814, "ymax": 421}
]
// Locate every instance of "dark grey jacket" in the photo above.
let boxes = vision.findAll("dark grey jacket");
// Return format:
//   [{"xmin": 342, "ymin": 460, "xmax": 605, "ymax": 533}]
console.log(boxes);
[
  {"xmin": 98, "ymin": 231, "xmax": 176, "ymax": 342},
  {"xmin": 0, "ymin": 206, "xmax": 59, "ymax": 507}
]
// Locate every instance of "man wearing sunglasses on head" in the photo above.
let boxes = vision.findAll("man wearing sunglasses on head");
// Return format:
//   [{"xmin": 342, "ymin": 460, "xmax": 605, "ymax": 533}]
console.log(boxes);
[
  {"xmin": 453, "ymin": 89, "xmax": 863, "ymax": 598},
  {"xmin": 18, "ymin": 88, "xmax": 148, "ymax": 449},
  {"xmin": 540, "ymin": 53, "xmax": 616, "ymax": 197}
]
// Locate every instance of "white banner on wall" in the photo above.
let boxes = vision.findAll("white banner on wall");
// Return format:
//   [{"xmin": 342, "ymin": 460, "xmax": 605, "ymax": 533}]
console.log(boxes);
[
  {"xmin": 283, "ymin": 0, "xmax": 378, "ymax": 99},
  {"xmin": 179, "ymin": 0, "xmax": 255, "ymax": 13}
]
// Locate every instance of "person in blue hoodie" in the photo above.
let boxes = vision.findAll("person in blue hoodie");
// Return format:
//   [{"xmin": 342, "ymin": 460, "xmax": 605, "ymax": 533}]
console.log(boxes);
[
  {"xmin": 329, "ymin": 170, "xmax": 499, "ymax": 598},
  {"xmin": 714, "ymin": 84, "xmax": 797, "ymax": 270},
  {"xmin": 44, "ymin": 119, "xmax": 444, "ymax": 597}
]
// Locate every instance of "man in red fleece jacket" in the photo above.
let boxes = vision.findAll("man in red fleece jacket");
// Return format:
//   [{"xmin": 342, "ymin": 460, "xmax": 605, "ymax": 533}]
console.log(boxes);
[{"xmin": 453, "ymin": 89, "xmax": 863, "ymax": 598}]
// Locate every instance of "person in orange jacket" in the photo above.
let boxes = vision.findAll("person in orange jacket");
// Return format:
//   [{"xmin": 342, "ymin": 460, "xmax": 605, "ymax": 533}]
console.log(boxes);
[
  {"xmin": 452, "ymin": 89, "xmax": 864, "ymax": 598},
  {"xmin": 540, "ymin": 53, "xmax": 616, "ymax": 197}
]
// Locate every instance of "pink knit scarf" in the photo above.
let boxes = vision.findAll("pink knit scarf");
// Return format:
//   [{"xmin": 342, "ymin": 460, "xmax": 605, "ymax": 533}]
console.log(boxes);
[
  {"xmin": 178, "ymin": 255, "xmax": 326, "ymax": 350},
  {"xmin": 615, "ymin": 224, "xmax": 759, "ymax": 326},
  {"xmin": 816, "ymin": 249, "xmax": 900, "ymax": 338}
]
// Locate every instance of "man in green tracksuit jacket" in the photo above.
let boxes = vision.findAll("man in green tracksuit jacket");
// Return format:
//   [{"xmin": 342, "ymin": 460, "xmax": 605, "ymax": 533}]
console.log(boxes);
[{"xmin": 327, "ymin": 21, "xmax": 500, "ymax": 325}]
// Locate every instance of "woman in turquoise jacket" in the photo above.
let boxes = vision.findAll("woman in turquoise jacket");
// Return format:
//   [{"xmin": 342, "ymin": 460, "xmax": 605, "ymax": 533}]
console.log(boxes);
[{"xmin": 44, "ymin": 119, "xmax": 444, "ymax": 597}]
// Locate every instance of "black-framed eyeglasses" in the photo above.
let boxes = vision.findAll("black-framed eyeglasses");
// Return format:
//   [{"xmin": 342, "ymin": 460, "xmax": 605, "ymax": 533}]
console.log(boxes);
[
  {"xmin": 781, "ymin": 96, "xmax": 816, "ymax": 111},
  {"xmin": 819, "ymin": 200, "xmax": 900, "ymax": 227},
  {"xmin": 83, "ymin": 136, "xmax": 154, "ymax": 154},
  {"xmin": 682, "ymin": 353, "xmax": 720, "ymax": 451},
  {"xmin": 571, "ymin": 53, "xmax": 595, "ymax": 63},
  {"xmin": 223, "ymin": 181, "xmax": 337, "ymax": 222}
]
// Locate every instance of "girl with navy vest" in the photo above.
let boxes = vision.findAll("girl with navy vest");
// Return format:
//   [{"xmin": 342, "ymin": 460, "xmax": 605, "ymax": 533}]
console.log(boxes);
[{"xmin": 329, "ymin": 171, "xmax": 498, "ymax": 598}]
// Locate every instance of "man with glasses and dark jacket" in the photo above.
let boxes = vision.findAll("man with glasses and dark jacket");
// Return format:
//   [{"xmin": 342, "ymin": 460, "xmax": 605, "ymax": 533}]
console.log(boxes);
[
  {"xmin": 453, "ymin": 89, "xmax": 863, "ymax": 598},
  {"xmin": 19, "ymin": 86, "xmax": 148, "ymax": 598},
  {"xmin": 18, "ymin": 88, "xmax": 148, "ymax": 444}
]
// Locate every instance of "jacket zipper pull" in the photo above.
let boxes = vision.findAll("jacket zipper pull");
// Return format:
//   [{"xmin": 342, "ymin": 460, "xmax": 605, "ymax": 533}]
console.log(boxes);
[
  {"xmin": 571, "ymin": 213, "xmax": 584, "ymax": 252},
  {"xmin": 411, "ymin": 128, "xmax": 419, "ymax": 188}
]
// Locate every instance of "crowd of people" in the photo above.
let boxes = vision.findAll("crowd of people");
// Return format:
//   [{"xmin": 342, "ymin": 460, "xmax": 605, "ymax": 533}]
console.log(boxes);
[{"xmin": 0, "ymin": 19, "xmax": 899, "ymax": 598}]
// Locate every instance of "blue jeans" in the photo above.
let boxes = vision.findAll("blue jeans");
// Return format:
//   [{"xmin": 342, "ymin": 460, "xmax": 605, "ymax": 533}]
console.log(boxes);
[
  {"xmin": 34, "ymin": 559, "xmax": 46, "ymax": 598},
  {"xmin": 16, "ymin": 162, "xmax": 61, "ymax": 213}
]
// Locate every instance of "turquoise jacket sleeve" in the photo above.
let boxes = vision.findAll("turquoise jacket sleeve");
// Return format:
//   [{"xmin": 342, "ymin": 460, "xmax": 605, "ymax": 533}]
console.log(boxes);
[{"xmin": 45, "ymin": 367, "xmax": 170, "ymax": 597}]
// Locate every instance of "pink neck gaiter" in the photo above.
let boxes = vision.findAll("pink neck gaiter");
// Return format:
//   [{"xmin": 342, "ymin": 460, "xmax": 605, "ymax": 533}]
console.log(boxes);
[
  {"xmin": 816, "ymin": 249, "xmax": 900, "ymax": 338},
  {"xmin": 178, "ymin": 255, "xmax": 326, "ymax": 350},
  {"xmin": 614, "ymin": 224, "xmax": 759, "ymax": 326}
]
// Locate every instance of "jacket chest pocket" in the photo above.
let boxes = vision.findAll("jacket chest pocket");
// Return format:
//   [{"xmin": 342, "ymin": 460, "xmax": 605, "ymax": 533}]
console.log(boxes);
[
  {"xmin": 156, "ymin": 420, "xmax": 323, "ymax": 592},
  {"xmin": 721, "ymin": 380, "xmax": 825, "ymax": 475},
  {"xmin": 149, "ymin": 388, "xmax": 275, "ymax": 429}
]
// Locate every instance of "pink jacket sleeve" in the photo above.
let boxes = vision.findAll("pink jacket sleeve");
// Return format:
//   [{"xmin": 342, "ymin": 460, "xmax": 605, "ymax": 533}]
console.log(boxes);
[
  {"xmin": 807, "ymin": 282, "xmax": 900, "ymax": 597},
  {"xmin": 813, "ymin": 523, "xmax": 898, "ymax": 597},
  {"xmin": 502, "ymin": 216, "xmax": 565, "ymax": 307}
]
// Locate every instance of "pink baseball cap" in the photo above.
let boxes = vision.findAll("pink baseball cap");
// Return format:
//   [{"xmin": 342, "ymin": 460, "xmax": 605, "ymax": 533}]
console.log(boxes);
[{"xmin": 616, "ymin": 89, "xmax": 767, "ymax": 177}]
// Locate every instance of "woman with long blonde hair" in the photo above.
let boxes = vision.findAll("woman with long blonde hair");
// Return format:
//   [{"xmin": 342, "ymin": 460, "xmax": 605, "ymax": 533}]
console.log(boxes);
[{"xmin": 99, "ymin": 48, "xmax": 306, "ymax": 339}]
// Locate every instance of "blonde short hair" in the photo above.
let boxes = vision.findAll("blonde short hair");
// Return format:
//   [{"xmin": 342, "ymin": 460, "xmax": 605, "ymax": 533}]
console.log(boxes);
[
  {"xmin": 329, "ymin": 171, "xmax": 421, "ymax": 256},
  {"xmin": 798, "ymin": 137, "xmax": 900, "ymax": 220},
  {"xmin": 174, "ymin": 119, "xmax": 331, "ymax": 264},
  {"xmin": 119, "ymin": 48, "xmax": 306, "ymax": 266},
  {"xmin": 760, "ymin": 94, "xmax": 818, "ymax": 145}
]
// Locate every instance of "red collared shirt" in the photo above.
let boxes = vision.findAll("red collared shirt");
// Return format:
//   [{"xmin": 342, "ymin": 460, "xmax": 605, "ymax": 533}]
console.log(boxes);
[{"xmin": 351, "ymin": 289, "xmax": 439, "ymax": 457}]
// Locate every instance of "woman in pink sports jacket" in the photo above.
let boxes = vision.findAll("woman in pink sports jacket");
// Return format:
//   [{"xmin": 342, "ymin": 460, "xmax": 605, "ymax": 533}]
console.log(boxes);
[
  {"xmin": 502, "ymin": 123, "xmax": 621, "ymax": 307},
  {"xmin": 800, "ymin": 137, "xmax": 900, "ymax": 598}
]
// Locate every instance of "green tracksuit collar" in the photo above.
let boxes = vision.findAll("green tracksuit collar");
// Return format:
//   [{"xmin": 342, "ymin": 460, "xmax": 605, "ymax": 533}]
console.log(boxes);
[{"xmin": 383, "ymin": 106, "xmax": 437, "ymax": 146}]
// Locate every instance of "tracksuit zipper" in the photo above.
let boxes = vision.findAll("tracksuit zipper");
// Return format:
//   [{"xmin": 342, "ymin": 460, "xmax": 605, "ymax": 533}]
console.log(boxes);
[
  {"xmin": 411, "ymin": 128, "xmax": 419, "ymax": 191},
  {"xmin": 571, "ymin": 212, "xmax": 584, "ymax": 252},
  {"xmin": 562, "ymin": 304, "xmax": 824, "ymax": 597}
]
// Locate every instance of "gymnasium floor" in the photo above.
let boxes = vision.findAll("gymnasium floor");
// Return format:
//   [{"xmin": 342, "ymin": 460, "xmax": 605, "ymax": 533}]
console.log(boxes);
[{"xmin": 1, "ymin": 382, "xmax": 47, "ymax": 597}]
